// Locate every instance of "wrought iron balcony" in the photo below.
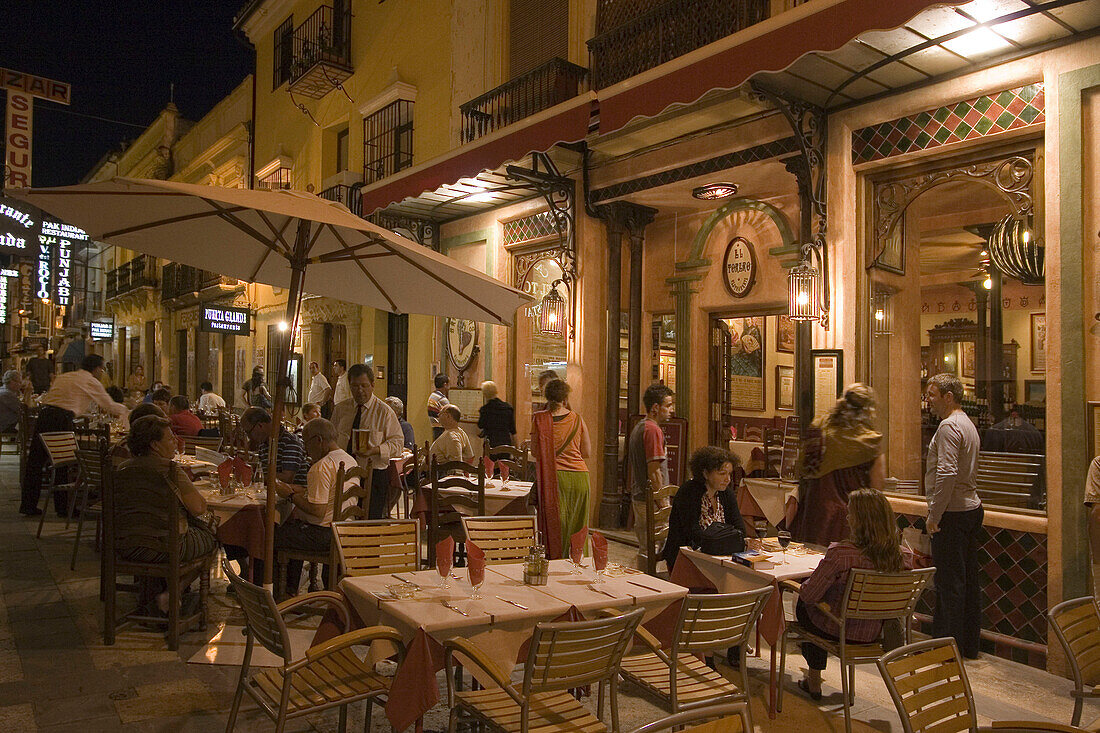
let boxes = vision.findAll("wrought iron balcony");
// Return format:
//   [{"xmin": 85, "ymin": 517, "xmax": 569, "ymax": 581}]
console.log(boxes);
[
  {"xmin": 106, "ymin": 254, "xmax": 157, "ymax": 300},
  {"xmin": 161, "ymin": 263, "xmax": 240, "ymax": 304},
  {"xmin": 319, "ymin": 183, "xmax": 362, "ymax": 217},
  {"xmin": 588, "ymin": 0, "xmax": 770, "ymax": 89},
  {"xmin": 460, "ymin": 58, "xmax": 589, "ymax": 143},
  {"xmin": 288, "ymin": 4, "xmax": 353, "ymax": 99}
]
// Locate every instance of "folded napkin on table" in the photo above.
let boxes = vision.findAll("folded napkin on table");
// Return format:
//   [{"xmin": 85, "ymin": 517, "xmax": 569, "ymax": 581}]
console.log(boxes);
[
  {"xmin": 217, "ymin": 459, "xmax": 233, "ymax": 489},
  {"xmin": 570, "ymin": 527, "xmax": 588, "ymax": 561},
  {"xmin": 591, "ymin": 531, "xmax": 608, "ymax": 571},
  {"xmin": 482, "ymin": 456, "xmax": 495, "ymax": 478},
  {"xmin": 466, "ymin": 541, "xmax": 485, "ymax": 587},
  {"xmin": 231, "ymin": 457, "xmax": 252, "ymax": 485},
  {"xmin": 436, "ymin": 535, "xmax": 454, "ymax": 576}
]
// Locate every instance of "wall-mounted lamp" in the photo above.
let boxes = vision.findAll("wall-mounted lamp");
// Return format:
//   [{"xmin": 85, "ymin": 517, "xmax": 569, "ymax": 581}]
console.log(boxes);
[
  {"xmin": 787, "ymin": 261, "xmax": 820, "ymax": 322},
  {"xmin": 872, "ymin": 290, "xmax": 893, "ymax": 336},
  {"xmin": 539, "ymin": 279, "xmax": 568, "ymax": 337}
]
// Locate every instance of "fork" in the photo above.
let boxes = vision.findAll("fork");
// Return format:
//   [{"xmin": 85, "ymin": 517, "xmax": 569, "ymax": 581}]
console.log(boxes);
[
  {"xmin": 588, "ymin": 584, "xmax": 618, "ymax": 599},
  {"xmin": 495, "ymin": 595, "xmax": 529, "ymax": 610},
  {"xmin": 441, "ymin": 600, "xmax": 470, "ymax": 617}
]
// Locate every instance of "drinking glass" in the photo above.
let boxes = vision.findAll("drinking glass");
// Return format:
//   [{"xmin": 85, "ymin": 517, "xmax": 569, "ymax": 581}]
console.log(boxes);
[
  {"xmin": 777, "ymin": 530, "xmax": 792, "ymax": 564},
  {"xmin": 437, "ymin": 556, "xmax": 452, "ymax": 589},
  {"xmin": 469, "ymin": 566, "xmax": 485, "ymax": 600},
  {"xmin": 569, "ymin": 543, "xmax": 585, "ymax": 574},
  {"xmin": 500, "ymin": 463, "xmax": 510, "ymax": 487},
  {"xmin": 593, "ymin": 550, "xmax": 608, "ymax": 584}
]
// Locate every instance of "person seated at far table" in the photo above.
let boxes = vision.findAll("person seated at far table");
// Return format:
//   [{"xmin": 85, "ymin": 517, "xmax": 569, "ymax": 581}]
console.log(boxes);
[
  {"xmin": 111, "ymin": 403, "xmax": 167, "ymax": 465},
  {"xmin": 240, "ymin": 407, "xmax": 310, "ymax": 486},
  {"xmin": 167, "ymin": 395, "xmax": 203, "ymax": 437},
  {"xmin": 0, "ymin": 370, "xmax": 24, "ymax": 433},
  {"xmin": 197, "ymin": 381, "xmax": 226, "ymax": 415},
  {"xmin": 146, "ymin": 387, "xmax": 170, "ymax": 415},
  {"xmin": 794, "ymin": 488, "xmax": 906, "ymax": 701},
  {"xmin": 301, "ymin": 402, "xmax": 322, "ymax": 423},
  {"xmin": 273, "ymin": 417, "xmax": 358, "ymax": 596},
  {"xmin": 385, "ymin": 396, "xmax": 416, "ymax": 451},
  {"xmin": 662, "ymin": 446, "xmax": 745, "ymax": 572},
  {"xmin": 430, "ymin": 405, "xmax": 474, "ymax": 466}
]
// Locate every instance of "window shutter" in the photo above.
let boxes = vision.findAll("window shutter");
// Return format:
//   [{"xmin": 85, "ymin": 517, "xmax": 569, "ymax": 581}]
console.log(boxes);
[{"xmin": 509, "ymin": 0, "xmax": 569, "ymax": 77}]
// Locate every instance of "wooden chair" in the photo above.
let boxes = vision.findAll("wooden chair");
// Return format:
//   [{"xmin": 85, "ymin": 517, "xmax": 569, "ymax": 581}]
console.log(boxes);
[
  {"xmin": 104, "ymin": 462, "xmax": 216, "ymax": 650},
  {"xmin": 460, "ymin": 514, "xmax": 537, "ymax": 563},
  {"xmin": 395, "ymin": 445, "xmax": 421, "ymax": 519},
  {"xmin": 332, "ymin": 519, "xmax": 419, "ymax": 581},
  {"xmin": 222, "ymin": 560, "xmax": 405, "ymax": 733},
  {"xmin": 16, "ymin": 403, "xmax": 35, "ymax": 480},
  {"xmin": 778, "ymin": 567, "xmax": 935, "ymax": 733},
  {"xmin": 70, "ymin": 437, "xmax": 109, "ymax": 570},
  {"xmin": 181, "ymin": 434, "xmax": 223, "ymax": 454},
  {"xmin": 644, "ymin": 483, "xmax": 677, "ymax": 576},
  {"xmin": 878, "ymin": 637, "xmax": 1088, "ymax": 733},
  {"xmin": 762, "ymin": 428, "xmax": 784, "ymax": 478},
  {"xmin": 428, "ymin": 457, "xmax": 485, "ymax": 568},
  {"xmin": 618, "ymin": 587, "xmax": 771, "ymax": 721},
  {"xmin": 626, "ymin": 703, "xmax": 752, "ymax": 733},
  {"xmin": 1049, "ymin": 596, "xmax": 1100, "ymax": 726},
  {"xmin": 35, "ymin": 431, "xmax": 80, "ymax": 538},
  {"xmin": 482, "ymin": 440, "xmax": 529, "ymax": 480},
  {"xmin": 445, "ymin": 608, "xmax": 645, "ymax": 733},
  {"xmin": 198, "ymin": 412, "xmax": 220, "ymax": 432}
]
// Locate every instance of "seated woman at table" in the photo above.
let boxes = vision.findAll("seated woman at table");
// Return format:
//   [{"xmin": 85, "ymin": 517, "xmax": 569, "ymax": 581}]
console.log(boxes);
[
  {"xmin": 429, "ymin": 405, "xmax": 474, "ymax": 466},
  {"xmin": 662, "ymin": 446, "xmax": 745, "ymax": 572},
  {"xmin": 787, "ymin": 383, "xmax": 884, "ymax": 546},
  {"xmin": 795, "ymin": 488, "xmax": 904, "ymax": 700},
  {"xmin": 110, "ymin": 403, "xmax": 167, "ymax": 464},
  {"xmin": 117, "ymin": 415, "xmax": 216, "ymax": 615}
]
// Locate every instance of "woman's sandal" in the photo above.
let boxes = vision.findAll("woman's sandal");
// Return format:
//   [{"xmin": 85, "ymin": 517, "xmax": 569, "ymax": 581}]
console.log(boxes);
[{"xmin": 797, "ymin": 678, "xmax": 823, "ymax": 701}]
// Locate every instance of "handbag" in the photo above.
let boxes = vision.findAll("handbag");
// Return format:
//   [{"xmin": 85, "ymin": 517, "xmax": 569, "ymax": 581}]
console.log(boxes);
[
  {"xmin": 697, "ymin": 521, "xmax": 745, "ymax": 556},
  {"xmin": 901, "ymin": 526, "xmax": 933, "ymax": 568}
]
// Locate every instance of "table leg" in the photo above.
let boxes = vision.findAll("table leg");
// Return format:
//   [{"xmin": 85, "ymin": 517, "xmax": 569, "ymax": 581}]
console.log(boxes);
[{"xmin": 769, "ymin": 642, "xmax": 779, "ymax": 718}]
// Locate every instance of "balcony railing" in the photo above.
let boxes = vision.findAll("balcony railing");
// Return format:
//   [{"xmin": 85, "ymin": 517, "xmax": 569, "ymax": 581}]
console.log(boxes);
[
  {"xmin": 106, "ymin": 255, "xmax": 158, "ymax": 300},
  {"xmin": 161, "ymin": 263, "xmax": 239, "ymax": 302},
  {"xmin": 460, "ymin": 58, "xmax": 589, "ymax": 143},
  {"xmin": 288, "ymin": 3, "xmax": 353, "ymax": 99},
  {"xmin": 588, "ymin": 0, "xmax": 770, "ymax": 89},
  {"xmin": 319, "ymin": 183, "xmax": 362, "ymax": 217}
]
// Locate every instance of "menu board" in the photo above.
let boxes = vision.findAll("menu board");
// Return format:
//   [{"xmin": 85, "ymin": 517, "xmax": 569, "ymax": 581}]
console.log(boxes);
[
  {"xmin": 812, "ymin": 349, "xmax": 843, "ymax": 419},
  {"xmin": 727, "ymin": 316, "xmax": 765, "ymax": 410},
  {"xmin": 447, "ymin": 388, "xmax": 482, "ymax": 423}
]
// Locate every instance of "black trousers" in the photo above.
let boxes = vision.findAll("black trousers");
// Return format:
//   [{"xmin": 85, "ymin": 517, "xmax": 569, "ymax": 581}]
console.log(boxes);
[
  {"xmin": 369, "ymin": 468, "xmax": 390, "ymax": 519},
  {"xmin": 22, "ymin": 405, "xmax": 75, "ymax": 514},
  {"xmin": 931, "ymin": 505, "xmax": 984, "ymax": 657},
  {"xmin": 275, "ymin": 518, "xmax": 332, "ymax": 595},
  {"xmin": 796, "ymin": 601, "xmax": 840, "ymax": 671}
]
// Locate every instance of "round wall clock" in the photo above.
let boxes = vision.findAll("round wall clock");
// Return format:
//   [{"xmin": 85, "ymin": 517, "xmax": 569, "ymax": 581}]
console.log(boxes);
[
  {"xmin": 446, "ymin": 318, "xmax": 478, "ymax": 371},
  {"xmin": 722, "ymin": 237, "xmax": 757, "ymax": 298}
]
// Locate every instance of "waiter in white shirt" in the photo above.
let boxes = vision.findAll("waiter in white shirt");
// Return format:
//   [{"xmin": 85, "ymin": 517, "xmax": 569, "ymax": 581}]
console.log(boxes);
[
  {"xmin": 331, "ymin": 359, "xmax": 351, "ymax": 405},
  {"xmin": 331, "ymin": 363, "xmax": 403, "ymax": 519},
  {"xmin": 22, "ymin": 354, "xmax": 127, "ymax": 517},
  {"xmin": 306, "ymin": 361, "xmax": 332, "ymax": 408}
]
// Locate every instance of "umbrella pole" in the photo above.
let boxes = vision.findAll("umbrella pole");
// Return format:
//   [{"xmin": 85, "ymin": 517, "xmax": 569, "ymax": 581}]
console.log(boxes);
[{"xmin": 264, "ymin": 219, "xmax": 310, "ymax": 591}]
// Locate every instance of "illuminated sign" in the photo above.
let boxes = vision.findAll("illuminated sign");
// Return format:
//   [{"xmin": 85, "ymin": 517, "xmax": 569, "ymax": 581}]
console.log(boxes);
[
  {"xmin": 90, "ymin": 320, "xmax": 114, "ymax": 341},
  {"xmin": 4, "ymin": 91, "xmax": 32, "ymax": 188},
  {"xmin": 0, "ymin": 200, "xmax": 35, "ymax": 255},
  {"xmin": 0, "ymin": 68, "xmax": 71, "ymax": 104},
  {"xmin": 37, "ymin": 234, "xmax": 52, "ymax": 302},
  {"xmin": 41, "ymin": 220, "xmax": 83, "ymax": 307},
  {"xmin": 200, "ymin": 306, "xmax": 250, "ymax": 335},
  {"xmin": 0, "ymin": 268, "xmax": 14, "ymax": 325}
]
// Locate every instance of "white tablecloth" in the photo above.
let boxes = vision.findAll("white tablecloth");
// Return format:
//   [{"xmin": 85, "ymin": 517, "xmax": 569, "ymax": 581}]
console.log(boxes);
[
  {"xmin": 741, "ymin": 478, "xmax": 799, "ymax": 527},
  {"xmin": 728, "ymin": 440, "xmax": 763, "ymax": 467},
  {"xmin": 440, "ymin": 478, "xmax": 532, "ymax": 516}
]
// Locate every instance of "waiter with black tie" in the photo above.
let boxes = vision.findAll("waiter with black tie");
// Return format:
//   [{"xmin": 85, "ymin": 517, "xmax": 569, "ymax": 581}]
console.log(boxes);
[
  {"xmin": 330, "ymin": 363, "xmax": 403, "ymax": 519},
  {"xmin": 21, "ymin": 354, "xmax": 127, "ymax": 516}
]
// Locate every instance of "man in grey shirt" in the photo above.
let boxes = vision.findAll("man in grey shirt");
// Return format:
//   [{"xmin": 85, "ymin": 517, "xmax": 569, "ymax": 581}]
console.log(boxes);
[
  {"xmin": 924, "ymin": 372, "xmax": 983, "ymax": 658},
  {"xmin": 0, "ymin": 370, "xmax": 24, "ymax": 432}
]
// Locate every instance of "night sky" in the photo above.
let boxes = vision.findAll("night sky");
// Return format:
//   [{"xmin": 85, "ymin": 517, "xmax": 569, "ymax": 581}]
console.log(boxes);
[{"xmin": 0, "ymin": 1, "xmax": 251, "ymax": 187}]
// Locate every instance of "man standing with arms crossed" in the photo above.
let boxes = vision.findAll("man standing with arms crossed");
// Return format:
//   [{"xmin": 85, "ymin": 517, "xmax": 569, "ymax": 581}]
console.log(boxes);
[
  {"xmin": 627, "ymin": 384, "xmax": 674, "ymax": 570},
  {"xmin": 925, "ymin": 373, "xmax": 983, "ymax": 658}
]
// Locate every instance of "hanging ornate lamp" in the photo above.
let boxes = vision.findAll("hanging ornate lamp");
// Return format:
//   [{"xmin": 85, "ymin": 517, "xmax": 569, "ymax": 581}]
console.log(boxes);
[
  {"xmin": 987, "ymin": 213, "xmax": 1043, "ymax": 284},
  {"xmin": 788, "ymin": 261, "xmax": 820, "ymax": 322},
  {"xmin": 539, "ymin": 280, "xmax": 567, "ymax": 337}
]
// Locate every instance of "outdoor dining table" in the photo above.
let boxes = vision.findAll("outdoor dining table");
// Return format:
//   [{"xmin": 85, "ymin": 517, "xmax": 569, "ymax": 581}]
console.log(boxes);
[
  {"xmin": 196, "ymin": 481, "xmax": 281, "ymax": 583},
  {"xmin": 411, "ymin": 477, "xmax": 533, "ymax": 519},
  {"xmin": 315, "ymin": 558, "xmax": 688, "ymax": 731},
  {"xmin": 672, "ymin": 544, "xmax": 823, "ymax": 718}
]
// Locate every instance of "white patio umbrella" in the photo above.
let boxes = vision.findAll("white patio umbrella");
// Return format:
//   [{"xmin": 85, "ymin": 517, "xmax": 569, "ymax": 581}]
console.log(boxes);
[{"xmin": 9, "ymin": 177, "xmax": 533, "ymax": 588}]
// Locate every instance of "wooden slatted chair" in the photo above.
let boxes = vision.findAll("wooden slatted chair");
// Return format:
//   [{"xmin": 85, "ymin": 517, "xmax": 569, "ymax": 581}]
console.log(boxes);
[
  {"xmin": 644, "ymin": 483, "xmax": 677, "ymax": 576},
  {"xmin": 332, "ymin": 519, "xmax": 419, "ymax": 581},
  {"xmin": 222, "ymin": 559, "xmax": 406, "ymax": 733},
  {"xmin": 618, "ymin": 587, "xmax": 771, "ymax": 721},
  {"xmin": 460, "ymin": 514, "xmax": 537, "ymax": 563},
  {"xmin": 626, "ymin": 703, "xmax": 752, "ymax": 733},
  {"xmin": 445, "ymin": 608, "xmax": 645, "ymax": 733},
  {"xmin": 35, "ymin": 431, "xmax": 80, "ymax": 538},
  {"xmin": 762, "ymin": 428, "xmax": 784, "ymax": 478},
  {"xmin": 181, "ymin": 434, "xmax": 223, "ymax": 454},
  {"xmin": 396, "ymin": 445, "xmax": 421, "ymax": 519},
  {"xmin": 878, "ymin": 637, "xmax": 1088, "ymax": 733},
  {"xmin": 70, "ymin": 437, "xmax": 109, "ymax": 570},
  {"xmin": 428, "ymin": 457, "xmax": 485, "ymax": 568},
  {"xmin": 778, "ymin": 567, "xmax": 935, "ymax": 733},
  {"xmin": 482, "ymin": 440, "xmax": 529, "ymax": 481},
  {"xmin": 1049, "ymin": 596, "xmax": 1100, "ymax": 726}
]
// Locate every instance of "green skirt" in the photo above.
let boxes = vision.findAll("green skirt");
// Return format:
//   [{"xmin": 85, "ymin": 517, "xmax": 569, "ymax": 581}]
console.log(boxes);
[{"xmin": 556, "ymin": 470, "xmax": 590, "ymax": 559}]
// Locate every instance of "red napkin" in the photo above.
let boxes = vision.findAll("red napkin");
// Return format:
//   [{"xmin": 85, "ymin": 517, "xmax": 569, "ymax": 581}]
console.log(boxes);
[
  {"xmin": 466, "ymin": 541, "xmax": 485, "ymax": 588},
  {"xmin": 232, "ymin": 456, "xmax": 253, "ymax": 485},
  {"xmin": 500, "ymin": 462, "xmax": 510, "ymax": 483},
  {"xmin": 482, "ymin": 455, "xmax": 495, "ymax": 478},
  {"xmin": 436, "ymin": 536, "xmax": 454, "ymax": 576},
  {"xmin": 217, "ymin": 458, "xmax": 233, "ymax": 489},
  {"xmin": 570, "ymin": 527, "xmax": 588, "ymax": 563},
  {"xmin": 591, "ymin": 531, "xmax": 609, "ymax": 572}
]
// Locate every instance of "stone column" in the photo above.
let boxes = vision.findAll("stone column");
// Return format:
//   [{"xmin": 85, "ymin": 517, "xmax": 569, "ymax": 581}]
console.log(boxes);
[
  {"xmin": 627, "ymin": 233, "xmax": 644, "ymax": 423},
  {"xmin": 667, "ymin": 274, "xmax": 702, "ymax": 429}
]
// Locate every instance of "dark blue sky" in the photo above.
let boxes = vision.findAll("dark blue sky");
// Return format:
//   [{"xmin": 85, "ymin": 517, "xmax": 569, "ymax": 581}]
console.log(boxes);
[{"xmin": 1, "ymin": 1, "xmax": 251, "ymax": 187}]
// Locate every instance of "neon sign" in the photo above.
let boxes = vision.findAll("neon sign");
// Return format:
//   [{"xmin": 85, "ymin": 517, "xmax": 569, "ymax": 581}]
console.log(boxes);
[
  {"xmin": 37, "ymin": 234, "xmax": 52, "ymax": 302},
  {"xmin": 200, "ymin": 306, "xmax": 250, "ymax": 335}
]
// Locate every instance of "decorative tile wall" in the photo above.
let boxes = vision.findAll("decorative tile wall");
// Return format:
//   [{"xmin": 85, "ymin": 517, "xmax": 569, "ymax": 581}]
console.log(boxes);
[
  {"xmin": 852, "ymin": 83, "xmax": 1045, "ymax": 164},
  {"xmin": 897, "ymin": 513, "xmax": 1048, "ymax": 668},
  {"xmin": 503, "ymin": 211, "xmax": 559, "ymax": 246}
]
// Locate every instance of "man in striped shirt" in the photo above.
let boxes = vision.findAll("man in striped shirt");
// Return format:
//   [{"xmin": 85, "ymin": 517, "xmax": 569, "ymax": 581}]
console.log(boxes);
[
  {"xmin": 427, "ymin": 372, "xmax": 450, "ymax": 440},
  {"xmin": 241, "ymin": 407, "xmax": 310, "ymax": 487}
]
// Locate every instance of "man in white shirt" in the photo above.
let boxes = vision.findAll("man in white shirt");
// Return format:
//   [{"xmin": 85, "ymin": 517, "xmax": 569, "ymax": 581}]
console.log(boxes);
[
  {"xmin": 22, "ymin": 354, "xmax": 127, "ymax": 517},
  {"xmin": 273, "ymin": 417, "xmax": 357, "ymax": 596},
  {"xmin": 307, "ymin": 361, "xmax": 332, "ymax": 407},
  {"xmin": 331, "ymin": 363, "xmax": 403, "ymax": 519},
  {"xmin": 430, "ymin": 405, "xmax": 474, "ymax": 465},
  {"xmin": 197, "ymin": 381, "xmax": 226, "ymax": 414},
  {"xmin": 331, "ymin": 359, "xmax": 350, "ymax": 405}
]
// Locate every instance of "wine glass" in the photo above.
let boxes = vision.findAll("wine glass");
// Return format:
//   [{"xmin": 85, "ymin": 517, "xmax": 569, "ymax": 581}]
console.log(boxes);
[
  {"xmin": 469, "ymin": 565, "xmax": 484, "ymax": 600},
  {"xmin": 777, "ymin": 530, "xmax": 792, "ymax": 565},
  {"xmin": 593, "ymin": 549, "xmax": 608, "ymax": 584},
  {"xmin": 569, "ymin": 541, "xmax": 585, "ymax": 575},
  {"xmin": 437, "ymin": 557, "xmax": 452, "ymax": 589},
  {"xmin": 499, "ymin": 462, "xmax": 510, "ymax": 487}
]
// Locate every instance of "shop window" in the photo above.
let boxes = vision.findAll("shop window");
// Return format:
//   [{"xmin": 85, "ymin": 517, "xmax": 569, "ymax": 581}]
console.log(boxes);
[
  {"xmin": 516, "ymin": 253, "xmax": 567, "ymax": 412},
  {"xmin": 363, "ymin": 100, "xmax": 413, "ymax": 184}
]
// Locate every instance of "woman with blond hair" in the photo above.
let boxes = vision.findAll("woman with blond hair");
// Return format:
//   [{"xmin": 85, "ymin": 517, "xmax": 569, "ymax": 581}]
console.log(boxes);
[
  {"xmin": 788, "ymin": 383, "xmax": 885, "ymax": 546},
  {"xmin": 795, "ymin": 488, "xmax": 904, "ymax": 699}
]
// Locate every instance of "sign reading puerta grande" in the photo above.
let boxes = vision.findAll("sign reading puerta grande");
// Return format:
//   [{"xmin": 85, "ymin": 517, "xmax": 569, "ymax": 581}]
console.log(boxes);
[
  {"xmin": 200, "ymin": 306, "xmax": 250, "ymax": 336},
  {"xmin": 722, "ymin": 237, "xmax": 757, "ymax": 298}
]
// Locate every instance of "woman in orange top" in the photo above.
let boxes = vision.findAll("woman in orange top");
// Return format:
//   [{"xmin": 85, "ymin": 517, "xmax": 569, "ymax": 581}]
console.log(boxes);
[{"xmin": 531, "ymin": 379, "xmax": 591, "ymax": 559}]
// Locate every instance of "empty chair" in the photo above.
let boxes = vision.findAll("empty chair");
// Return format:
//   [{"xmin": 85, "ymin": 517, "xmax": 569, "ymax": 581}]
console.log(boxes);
[
  {"xmin": 332, "ymin": 519, "xmax": 419, "ymax": 580},
  {"xmin": 1049, "ymin": 596, "xmax": 1100, "ymax": 726},
  {"xmin": 627, "ymin": 703, "xmax": 752, "ymax": 733},
  {"xmin": 643, "ymin": 483, "xmax": 677, "ymax": 575},
  {"xmin": 445, "ymin": 608, "xmax": 645, "ymax": 733},
  {"xmin": 428, "ymin": 457, "xmax": 485, "ymax": 567},
  {"xmin": 460, "ymin": 514, "xmax": 537, "ymax": 563},
  {"xmin": 35, "ymin": 431, "xmax": 80, "ymax": 537},
  {"xmin": 181, "ymin": 434, "xmax": 223, "ymax": 454},
  {"xmin": 70, "ymin": 437, "xmax": 109, "ymax": 570},
  {"xmin": 482, "ymin": 440, "xmax": 529, "ymax": 480}
]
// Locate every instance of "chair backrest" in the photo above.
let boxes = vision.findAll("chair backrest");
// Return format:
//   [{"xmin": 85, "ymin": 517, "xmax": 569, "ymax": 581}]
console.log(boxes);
[
  {"xmin": 430, "ymin": 456, "xmax": 486, "ymax": 517},
  {"xmin": 399, "ymin": 445, "xmax": 421, "ymax": 493},
  {"xmin": 74, "ymin": 422, "xmax": 111, "ymax": 450},
  {"xmin": 627, "ymin": 703, "xmax": 752, "ymax": 733},
  {"xmin": 332, "ymin": 519, "xmax": 419, "ymax": 578},
  {"xmin": 842, "ymin": 567, "xmax": 935, "ymax": 622},
  {"xmin": 645, "ymin": 483, "xmax": 677, "ymax": 575},
  {"xmin": 876, "ymin": 637, "xmax": 976, "ymax": 733},
  {"xmin": 674, "ymin": 586, "xmax": 773, "ymax": 656},
  {"xmin": 39, "ymin": 431, "xmax": 78, "ymax": 467},
  {"xmin": 221, "ymin": 558, "xmax": 293, "ymax": 664},
  {"xmin": 199, "ymin": 412, "xmax": 220, "ymax": 431},
  {"xmin": 75, "ymin": 441, "xmax": 109, "ymax": 496},
  {"xmin": 333, "ymin": 461, "xmax": 375, "ymax": 522},
  {"xmin": 461, "ymin": 515, "xmax": 536, "ymax": 563},
  {"xmin": 111, "ymin": 462, "xmax": 181, "ymax": 560},
  {"xmin": 1049, "ymin": 596, "xmax": 1100, "ymax": 689},
  {"xmin": 523, "ymin": 608, "xmax": 644, "ymax": 696},
  {"xmin": 762, "ymin": 429, "xmax": 784, "ymax": 478},
  {"xmin": 182, "ymin": 434, "xmax": 223, "ymax": 454},
  {"xmin": 483, "ymin": 440, "xmax": 528, "ymax": 479}
]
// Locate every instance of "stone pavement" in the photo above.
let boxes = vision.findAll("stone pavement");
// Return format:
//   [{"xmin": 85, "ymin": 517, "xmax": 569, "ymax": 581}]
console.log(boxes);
[{"xmin": 0, "ymin": 453, "xmax": 1090, "ymax": 732}]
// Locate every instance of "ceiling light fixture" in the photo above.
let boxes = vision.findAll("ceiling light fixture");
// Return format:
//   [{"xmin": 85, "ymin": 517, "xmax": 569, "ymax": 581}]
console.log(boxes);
[{"xmin": 692, "ymin": 182, "xmax": 739, "ymax": 200}]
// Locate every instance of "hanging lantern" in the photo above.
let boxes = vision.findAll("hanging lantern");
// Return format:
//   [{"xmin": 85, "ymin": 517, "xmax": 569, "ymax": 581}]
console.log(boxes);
[
  {"xmin": 988, "ymin": 213, "xmax": 1043, "ymax": 284},
  {"xmin": 539, "ymin": 281, "xmax": 567, "ymax": 336},
  {"xmin": 788, "ymin": 261, "xmax": 819, "ymax": 322},
  {"xmin": 872, "ymin": 290, "xmax": 892, "ymax": 336}
]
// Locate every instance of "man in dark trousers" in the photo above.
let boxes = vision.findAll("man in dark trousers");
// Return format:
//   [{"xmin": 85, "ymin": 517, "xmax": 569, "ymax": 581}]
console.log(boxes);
[
  {"xmin": 924, "ymin": 372, "xmax": 983, "ymax": 658},
  {"xmin": 21, "ymin": 354, "xmax": 127, "ymax": 516}
]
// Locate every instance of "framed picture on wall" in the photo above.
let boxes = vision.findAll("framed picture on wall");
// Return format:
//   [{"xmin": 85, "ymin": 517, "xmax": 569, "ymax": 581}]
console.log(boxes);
[
  {"xmin": 961, "ymin": 342, "xmax": 975, "ymax": 378},
  {"xmin": 811, "ymin": 349, "xmax": 844, "ymax": 419},
  {"xmin": 775, "ymin": 315, "xmax": 795, "ymax": 354},
  {"xmin": 1023, "ymin": 379, "xmax": 1045, "ymax": 404},
  {"xmin": 775, "ymin": 364, "xmax": 794, "ymax": 410},
  {"xmin": 1030, "ymin": 312, "xmax": 1046, "ymax": 372}
]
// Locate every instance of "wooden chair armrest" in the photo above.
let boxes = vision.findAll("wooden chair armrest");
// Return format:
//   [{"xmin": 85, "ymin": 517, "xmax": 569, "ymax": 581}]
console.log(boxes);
[
  {"xmin": 301, "ymin": 625, "xmax": 404, "ymax": 665},
  {"xmin": 813, "ymin": 602, "xmax": 842, "ymax": 627},
  {"xmin": 443, "ymin": 637, "xmax": 517, "ymax": 694},
  {"xmin": 594, "ymin": 607, "xmax": 670, "ymax": 663},
  {"xmin": 987, "ymin": 722, "xmax": 1089, "ymax": 733},
  {"xmin": 778, "ymin": 579, "xmax": 802, "ymax": 594},
  {"xmin": 277, "ymin": 590, "xmax": 349, "ymax": 631}
]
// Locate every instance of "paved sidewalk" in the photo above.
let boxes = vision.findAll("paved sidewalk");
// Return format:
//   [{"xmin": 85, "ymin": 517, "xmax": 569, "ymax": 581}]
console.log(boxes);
[{"xmin": 0, "ymin": 454, "xmax": 1089, "ymax": 731}]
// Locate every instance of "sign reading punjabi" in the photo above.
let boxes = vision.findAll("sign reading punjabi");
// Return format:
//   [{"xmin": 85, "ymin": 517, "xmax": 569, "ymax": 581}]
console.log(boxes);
[{"xmin": 200, "ymin": 306, "xmax": 250, "ymax": 335}]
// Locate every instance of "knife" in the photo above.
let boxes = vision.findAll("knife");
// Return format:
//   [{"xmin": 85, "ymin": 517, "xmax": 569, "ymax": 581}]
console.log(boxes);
[
  {"xmin": 626, "ymin": 579, "xmax": 663, "ymax": 592},
  {"xmin": 391, "ymin": 574, "xmax": 413, "ymax": 583},
  {"xmin": 495, "ymin": 595, "xmax": 529, "ymax": 610},
  {"xmin": 588, "ymin": 584, "xmax": 618, "ymax": 598}
]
